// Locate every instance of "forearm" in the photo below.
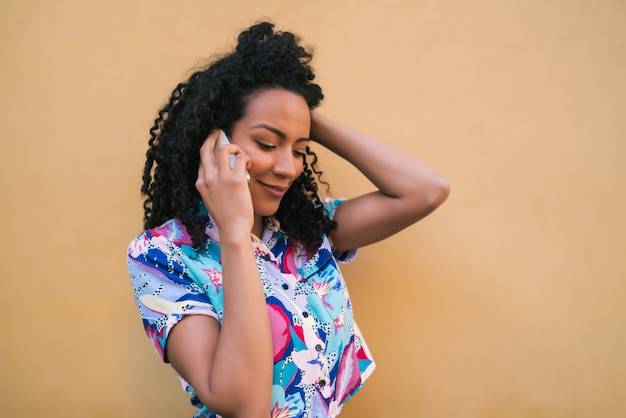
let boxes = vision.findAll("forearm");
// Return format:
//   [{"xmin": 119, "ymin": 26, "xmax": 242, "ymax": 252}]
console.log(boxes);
[
  {"xmin": 310, "ymin": 111, "xmax": 450, "ymax": 251},
  {"xmin": 165, "ymin": 243, "xmax": 271, "ymax": 417},
  {"xmin": 311, "ymin": 111, "xmax": 449, "ymax": 204},
  {"xmin": 182, "ymin": 131, "xmax": 273, "ymax": 416},
  {"xmin": 194, "ymin": 240, "xmax": 273, "ymax": 416}
]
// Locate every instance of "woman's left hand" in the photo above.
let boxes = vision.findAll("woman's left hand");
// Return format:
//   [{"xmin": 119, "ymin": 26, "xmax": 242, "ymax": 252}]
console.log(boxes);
[{"xmin": 310, "ymin": 111, "xmax": 450, "ymax": 253}]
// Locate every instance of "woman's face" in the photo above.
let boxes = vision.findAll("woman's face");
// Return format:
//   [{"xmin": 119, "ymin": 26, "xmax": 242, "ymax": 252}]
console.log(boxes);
[{"xmin": 230, "ymin": 88, "xmax": 311, "ymax": 230}]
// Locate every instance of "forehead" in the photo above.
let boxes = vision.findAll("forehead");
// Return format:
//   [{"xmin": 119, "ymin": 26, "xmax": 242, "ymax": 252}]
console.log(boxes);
[{"xmin": 242, "ymin": 89, "xmax": 311, "ymax": 134}]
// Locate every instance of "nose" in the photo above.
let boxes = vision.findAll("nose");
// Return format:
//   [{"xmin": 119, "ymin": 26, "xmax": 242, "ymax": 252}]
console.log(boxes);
[{"xmin": 272, "ymin": 149, "xmax": 298, "ymax": 179}]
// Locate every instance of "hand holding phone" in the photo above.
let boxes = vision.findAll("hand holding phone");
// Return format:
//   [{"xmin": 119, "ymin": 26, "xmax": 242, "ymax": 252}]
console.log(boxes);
[{"xmin": 217, "ymin": 130, "xmax": 250, "ymax": 182}]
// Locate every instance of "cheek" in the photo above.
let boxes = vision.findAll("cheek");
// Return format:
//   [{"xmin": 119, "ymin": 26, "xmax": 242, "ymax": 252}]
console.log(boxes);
[
  {"xmin": 295, "ymin": 157, "xmax": 305, "ymax": 176},
  {"xmin": 245, "ymin": 149, "xmax": 270, "ymax": 175}
]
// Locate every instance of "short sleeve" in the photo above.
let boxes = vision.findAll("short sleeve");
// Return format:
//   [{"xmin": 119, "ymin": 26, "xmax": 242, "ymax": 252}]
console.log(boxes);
[
  {"xmin": 322, "ymin": 197, "xmax": 358, "ymax": 263},
  {"xmin": 127, "ymin": 230, "xmax": 219, "ymax": 362}
]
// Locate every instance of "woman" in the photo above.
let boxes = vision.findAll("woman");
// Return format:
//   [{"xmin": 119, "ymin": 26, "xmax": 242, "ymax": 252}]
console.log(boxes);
[{"xmin": 128, "ymin": 21, "xmax": 449, "ymax": 417}]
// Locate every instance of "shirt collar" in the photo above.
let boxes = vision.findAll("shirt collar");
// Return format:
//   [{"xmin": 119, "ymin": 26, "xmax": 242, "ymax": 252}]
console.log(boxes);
[{"xmin": 196, "ymin": 200, "xmax": 281, "ymax": 246}]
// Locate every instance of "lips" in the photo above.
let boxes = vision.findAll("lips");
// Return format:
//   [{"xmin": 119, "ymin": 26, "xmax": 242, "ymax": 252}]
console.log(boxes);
[{"xmin": 259, "ymin": 181, "xmax": 289, "ymax": 199}]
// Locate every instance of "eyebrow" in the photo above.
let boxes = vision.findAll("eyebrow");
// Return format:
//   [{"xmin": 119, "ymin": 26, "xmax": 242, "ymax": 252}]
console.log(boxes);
[{"xmin": 251, "ymin": 123, "xmax": 310, "ymax": 142}]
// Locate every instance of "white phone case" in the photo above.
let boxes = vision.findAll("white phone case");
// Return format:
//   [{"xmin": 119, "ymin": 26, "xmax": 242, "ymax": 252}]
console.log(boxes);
[{"xmin": 218, "ymin": 130, "xmax": 250, "ymax": 182}]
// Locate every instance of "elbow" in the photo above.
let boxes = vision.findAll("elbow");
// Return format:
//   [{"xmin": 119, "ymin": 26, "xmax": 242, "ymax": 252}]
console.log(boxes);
[
  {"xmin": 394, "ymin": 173, "xmax": 451, "ymax": 223},
  {"xmin": 424, "ymin": 174, "xmax": 450, "ymax": 212},
  {"xmin": 414, "ymin": 175, "xmax": 450, "ymax": 219},
  {"xmin": 197, "ymin": 365, "xmax": 273, "ymax": 417},
  {"xmin": 197, "ymin": 390, "xmax": 271, "ymax": 418},
  {"xmin": 434, "ymin": 175, "xmax": 451, "ymax": 208}
]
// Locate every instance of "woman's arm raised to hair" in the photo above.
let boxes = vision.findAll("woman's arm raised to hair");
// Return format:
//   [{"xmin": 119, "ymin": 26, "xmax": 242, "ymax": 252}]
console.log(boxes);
[
  {"xmin": 310, "ymin": 111, "xmax": 450, "ymax": 253},
  {"xmin": 165, "ymin": 132, "xmax": 273, "ymax": 417}
]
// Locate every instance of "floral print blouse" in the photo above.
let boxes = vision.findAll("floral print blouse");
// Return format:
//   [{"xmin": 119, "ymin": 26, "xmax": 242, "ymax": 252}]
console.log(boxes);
[{"xmin": 127, "ymin": 198, "xmax": 375, "ymax": 417}]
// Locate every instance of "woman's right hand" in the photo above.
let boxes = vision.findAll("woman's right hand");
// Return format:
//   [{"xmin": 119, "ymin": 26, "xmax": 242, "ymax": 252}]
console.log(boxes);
[
  {"xmin": 174, "ymin": 131, "xmax": 272, "ymax": 414},
  {"xmin": 195, "ymin": 130, "xmax": 253, "ymax": 241}
]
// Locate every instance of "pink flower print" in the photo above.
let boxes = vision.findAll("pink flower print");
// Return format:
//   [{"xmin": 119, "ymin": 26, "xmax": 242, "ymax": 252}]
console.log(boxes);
[
  {"xmin": 333, "ymin": 313, "xmax": 345, "ymax": 334},
  {"xmin": 253, "ymin": 246, "xmax": 267, "ymax": 259},
  {"xmin": 151, "ymin": 235, "xmax": 171, "ymax": 254},
  {"xmin": 283, "ymin": 242, "xmax": 305, "ymax": 274},
  {"xmin": 203, "ymin": 268, "xmax": 222, "ymax": 293},
  {"xmin": 270, "ymin": 402, "xmax": 292, "ymax": 418},
  {"xmin": 144, "ymin": 325, "xmax": 166, "ymax": 359},
  {"xmin": 356, "ymin": 345, "xmax": 370, "ymax": 360},
  {"xmin": 267, "ymin": 303, "xmax": 291, "ymax": 362},
  {"xmin": 129, "ymin": 236, "xmax": 149, "ymax": 258},
  {"xmin": 335, "ymin": 340, "xmax": 361, "ymax": 404},
  {"xmin": 152, "ymin": 222, "xmax": 173, "ymax": 237},
  {"xmin": 291, "ymin": 323, "xmax": 305, "ymax": 343},
  {"xmin": 312, "ymin": 280, "xmax": 333, "ymax": 310},
  {"xmin": 169, "ymin": 221, "xmax": 192, "ymax": 245}
]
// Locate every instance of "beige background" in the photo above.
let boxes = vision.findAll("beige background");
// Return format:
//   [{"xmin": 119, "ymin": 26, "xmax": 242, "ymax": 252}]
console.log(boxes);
[{"xmin": 1, "ymin": 1, "xmax": 625, "ymax": 417}]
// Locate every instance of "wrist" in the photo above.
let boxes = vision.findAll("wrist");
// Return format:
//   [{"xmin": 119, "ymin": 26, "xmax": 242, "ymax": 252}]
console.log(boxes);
[
  {"xmin": 218, "ymin": 231, "xmax": 252, "ymax": 248},
  {"xmin": 309, "ymin": 110, "xmax": 328, "ymax": 144}
]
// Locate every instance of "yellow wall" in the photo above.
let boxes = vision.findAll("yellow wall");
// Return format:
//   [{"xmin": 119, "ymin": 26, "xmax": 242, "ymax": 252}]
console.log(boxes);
[{"xmin": 1, "ymin": 1, "xmax": 625, "ymax": 417}]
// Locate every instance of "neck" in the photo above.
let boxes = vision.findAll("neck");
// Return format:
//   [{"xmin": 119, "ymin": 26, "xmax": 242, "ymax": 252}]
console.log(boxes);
[{"xmin": 252, "ymin": 215, "xmax": 264, "ymax": 238}]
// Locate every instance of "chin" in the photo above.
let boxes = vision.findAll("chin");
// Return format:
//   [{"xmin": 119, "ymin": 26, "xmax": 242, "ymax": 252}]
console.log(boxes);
[{"xmin": 254, "ymin": 203, "xmax": 282, "ymax": 218}]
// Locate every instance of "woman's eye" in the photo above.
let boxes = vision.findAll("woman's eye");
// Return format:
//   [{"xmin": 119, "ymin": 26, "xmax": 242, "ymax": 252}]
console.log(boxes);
[
  {"xmin": 293, "ymin": 150, "xmax": 307, "ymax": 158},
  {"xmin": 256, "ymin": 141, "xmax": 275, "ymax": 150}
]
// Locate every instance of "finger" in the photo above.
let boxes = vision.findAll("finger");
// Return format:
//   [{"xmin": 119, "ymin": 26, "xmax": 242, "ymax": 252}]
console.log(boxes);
[
  {"xmin": 214, "ymin": 143, "xmax": 239, "ymax": 173},
  {"xmin": 196, "ymin": 158, "xmax": 207, "ymax": 193},
  {"xmin": 197, "ymin": 131, "xmax": 224, "ymax": 192},
  {"xmin": 214, "ymin": 139, "xmax": 249, "ymax": 172},
  {"xmin": 224, "ymin": 147, "xmax": 251, "ymax": 182},
  {"xmin": 199, "ymin": 130, "xmax": 221, "ymax": 167},
  {"xmin": 232, "ymin": 151, "xmax": 251, "ymax": 172}
]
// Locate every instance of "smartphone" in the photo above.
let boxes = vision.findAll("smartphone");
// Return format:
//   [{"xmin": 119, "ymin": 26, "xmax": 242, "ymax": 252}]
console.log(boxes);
[{"xmin": 218, "ymin": 130, "xmax": 250, "ymax": 182}]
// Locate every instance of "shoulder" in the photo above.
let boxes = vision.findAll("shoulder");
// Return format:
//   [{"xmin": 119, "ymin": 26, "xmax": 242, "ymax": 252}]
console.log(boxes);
[
  {"xmin": 128, "ymin": 218, "xmax": 195, "ymax": 260},
  {"xmin": 321, "ymin": 197, "xmax": 347, "ymax": 220},
  {"xmin": 319, "ymin": 198, "xmax": 357, "ymax": 263}
]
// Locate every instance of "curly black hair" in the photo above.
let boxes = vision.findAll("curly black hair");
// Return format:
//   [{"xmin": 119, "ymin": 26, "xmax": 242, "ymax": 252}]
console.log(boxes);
[{"xmin": 141, "ymin": 21, "xmax": 335, "ymax": 251}]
